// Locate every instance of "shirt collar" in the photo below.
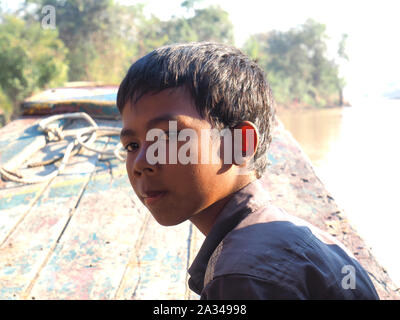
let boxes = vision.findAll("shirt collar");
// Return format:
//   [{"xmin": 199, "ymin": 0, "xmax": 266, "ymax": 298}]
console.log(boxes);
[{"xmin": 187, "ymin": 179, "xmax": 271, "ymax": 294}]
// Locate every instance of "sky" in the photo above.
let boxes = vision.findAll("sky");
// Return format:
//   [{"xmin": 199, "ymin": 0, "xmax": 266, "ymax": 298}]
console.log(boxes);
[
  {"xmin": 120, "ymin": 0, "xmax": 400, "ymax": 101},
  {"xmin": 4, "ymin": 0, "xmax": 400, "ymax": 101}
]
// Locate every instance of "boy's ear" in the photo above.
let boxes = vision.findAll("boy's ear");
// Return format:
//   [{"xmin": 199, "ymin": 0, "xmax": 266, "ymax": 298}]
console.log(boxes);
[{"xmin": 231, "ymin": 121, "xmax": 259, "ymax": 166}]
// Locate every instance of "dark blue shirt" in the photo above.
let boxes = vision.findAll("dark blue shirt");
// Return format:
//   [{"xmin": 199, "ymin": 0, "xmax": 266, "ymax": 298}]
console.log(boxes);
[{"xmin": 188, "ymin": 180, "xmax": 379, "ymax": 300}]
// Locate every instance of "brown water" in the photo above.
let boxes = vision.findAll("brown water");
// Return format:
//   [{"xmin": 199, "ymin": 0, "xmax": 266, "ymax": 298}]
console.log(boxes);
[{"xmin": 277, "ymin": 98, "xmax": 400, "ymax": 287}]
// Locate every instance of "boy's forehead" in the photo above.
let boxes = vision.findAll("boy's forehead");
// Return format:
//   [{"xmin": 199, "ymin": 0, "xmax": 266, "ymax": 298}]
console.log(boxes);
[{"xmin": 121, "ymin": 88, "xmax": 207, "ymax": 125}]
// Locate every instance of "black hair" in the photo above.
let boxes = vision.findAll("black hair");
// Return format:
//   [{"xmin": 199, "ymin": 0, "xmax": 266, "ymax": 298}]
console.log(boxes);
[{"xmin": 117, "ymin": 42, "xmax": 275, "ymax": 178}]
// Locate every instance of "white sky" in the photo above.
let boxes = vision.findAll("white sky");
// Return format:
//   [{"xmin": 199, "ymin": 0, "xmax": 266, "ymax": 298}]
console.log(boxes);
[
  {"xmin": 4, "ymin": 0, "xmax": 400, "ymax": 100},
  {"xmin": 121, "ymin": 0, "xmax": 400, "ymax": 100}
]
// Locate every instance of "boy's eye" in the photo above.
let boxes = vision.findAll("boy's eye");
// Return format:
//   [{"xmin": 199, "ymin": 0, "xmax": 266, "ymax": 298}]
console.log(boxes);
[
  {"xmin": 124, "ymin": 142, "xmax": 139, "ymax": 152},
  {"xmin": 123, "ymin": 131, "xmax": 180, "ymax": 152}
]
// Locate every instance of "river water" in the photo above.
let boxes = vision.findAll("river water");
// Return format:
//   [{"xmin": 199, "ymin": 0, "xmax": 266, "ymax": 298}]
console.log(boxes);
[{"xmin": 277, "ymin": 97, "xmax": 400, "ymax": 288}]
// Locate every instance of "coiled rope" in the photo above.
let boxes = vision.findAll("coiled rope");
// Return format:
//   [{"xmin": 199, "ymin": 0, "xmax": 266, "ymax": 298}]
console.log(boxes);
[{"xmin": 0, "ymin": 112, "xmax": 126, "ymax": 184}]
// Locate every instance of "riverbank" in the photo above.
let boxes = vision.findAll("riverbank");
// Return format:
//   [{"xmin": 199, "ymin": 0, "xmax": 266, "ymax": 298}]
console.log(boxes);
[{"xmin": 275, "ymin": 101, "xmax": 351, "ymax": 113}]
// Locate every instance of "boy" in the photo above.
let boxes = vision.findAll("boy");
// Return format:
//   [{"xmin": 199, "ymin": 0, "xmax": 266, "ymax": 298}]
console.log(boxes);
[{"xmin": 117, "ymin": 42, "xmax": 379, "ymax": 299}]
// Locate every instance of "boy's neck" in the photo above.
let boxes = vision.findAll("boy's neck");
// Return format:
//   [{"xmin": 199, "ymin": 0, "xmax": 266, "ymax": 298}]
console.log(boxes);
[{"xmin": 189, "ymin": 176, "xmax": 258, "ymax": 236}]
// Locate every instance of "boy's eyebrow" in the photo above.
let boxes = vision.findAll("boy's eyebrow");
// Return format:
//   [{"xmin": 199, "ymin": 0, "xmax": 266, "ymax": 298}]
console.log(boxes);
[{"xmin": 120, "ymin": 114, "xmax": 181, "ymax": 139}]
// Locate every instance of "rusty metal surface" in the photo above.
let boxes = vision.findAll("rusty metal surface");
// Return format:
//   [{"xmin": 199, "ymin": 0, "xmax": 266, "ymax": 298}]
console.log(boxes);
[
  {"xmin": 21, "ymin": 86, "xmax": 120, "ymax": 120},
  {"xmin": 0, "ymin": 114, "xmax": 398, "ymax": 299}
]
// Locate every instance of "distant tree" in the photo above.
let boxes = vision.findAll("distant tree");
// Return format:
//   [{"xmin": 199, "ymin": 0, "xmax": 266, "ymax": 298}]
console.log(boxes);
[
  {"xmin": 336, "ymin": 33, "xmax": 349, "ymax": 105},
  {"xmin": 0, "ymin": 14, "xmax": 68, "ymax": 116},
  {"xmin": 161, "ymin": 5, "xmax": 234, "ymax": 46},
  {"xmin": 181, "ymin": 0, "xmax": 202, "ymax": 11},
  {"xmin": 133, "ymin": 10, "xmax": 170, "ymax": 57},
  {"xmin": 242, "ymin": 33, "xmax": 270, "ymax": 66},
  {"xmin": 181, "ymin": 0, "xmax": 204, "ymax": 16},
  {"xmin": 25, "ymin": 0, "xmax": 115, "ymax": 81},
  {"xmin": 0, "ymin": 87, "xmax": 12, "ymax": 124},
  {"xmin": 243, "ymin": 19, "xmax": 346, "ymax": 107},
  {"xmin": 84, "ymin": 3, "xmax": 143, "ymax": 83},
  {"xmin": 338, "ymin": 33, "xmax": 349, "ymax": 61},
  {"xmin": 23, "ymin": 0, "xmax": 148, "ymax": 83},
  {"xmin": 188, "ymin": 5, "xmax": 234, "ymax": 44},
  {"xmin": 161, "ymin": 16, "xmax": 197, "ymax": 44}
]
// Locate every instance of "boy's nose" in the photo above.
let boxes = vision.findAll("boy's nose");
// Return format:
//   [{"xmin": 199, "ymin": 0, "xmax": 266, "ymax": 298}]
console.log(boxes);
[{"xmin": 130, "ymin": 146, "xmax": 158, "ymax": 177}]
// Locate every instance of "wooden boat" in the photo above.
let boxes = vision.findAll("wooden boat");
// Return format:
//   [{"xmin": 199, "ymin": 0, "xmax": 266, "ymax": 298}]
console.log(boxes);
[{"xmin": 0, "ymin": 84, "xmax": 398, "ymax": 299}]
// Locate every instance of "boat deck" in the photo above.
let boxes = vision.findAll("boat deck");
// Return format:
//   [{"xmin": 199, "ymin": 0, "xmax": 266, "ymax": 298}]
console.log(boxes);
[{"xmin": 0, "ymin": 114, "xmax": 399, "ymax": 300}]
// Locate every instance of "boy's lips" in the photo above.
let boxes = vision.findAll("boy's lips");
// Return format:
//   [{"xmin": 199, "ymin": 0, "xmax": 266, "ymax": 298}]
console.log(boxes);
[{"xmin": 141, "ymin": 190, "xmax": 168, "ymax": 205}]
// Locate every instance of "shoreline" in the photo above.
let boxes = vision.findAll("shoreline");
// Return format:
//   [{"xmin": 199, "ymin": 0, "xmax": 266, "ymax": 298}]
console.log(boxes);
[{"xmin": 275, "ymin": 102, "xmax": 351, "ymax": 113}]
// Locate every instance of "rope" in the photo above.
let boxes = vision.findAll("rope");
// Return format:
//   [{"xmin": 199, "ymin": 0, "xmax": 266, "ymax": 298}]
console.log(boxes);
[
  {"xmin": 75, "ymin": 126, "xmax": 125, "ymax": 161},
  {"xmin": 0, "ymin": 112, "xmax": 126, "ymax": 184}
]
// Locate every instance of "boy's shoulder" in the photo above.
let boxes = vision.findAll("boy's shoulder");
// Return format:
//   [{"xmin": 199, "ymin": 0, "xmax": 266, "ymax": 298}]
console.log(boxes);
[
  {"xmin": 203, "ymin": 204, "xmax": 379, "ymax": 299},
  {"xmin": 205, "ymin": 207, "xmax": 320, "ymax": 284}
]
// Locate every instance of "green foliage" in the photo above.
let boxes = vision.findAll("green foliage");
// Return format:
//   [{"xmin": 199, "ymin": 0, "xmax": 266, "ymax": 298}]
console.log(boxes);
[
  {"xmin": 0, "ymin": 0, "xmax": 347, "ymax": 125},
  {"xmin": 25, "ymin": 0, "xmax": 118, "ymax": 81},
  {"xmin": 181, "ymin": 0, "xmax": 203, "ymax": 11},
  {"xmin": 242, "ymin": 33, "xmax": 270, "ymax": 67},
  {"xmin": 133, "ymin": 10, "xmax": 170, "ymax": 57},
  {"xmin": 0, "ymin": 87, "xmax": 12, "ymax": 124},
  {"xmin": 0, "ymin": 14, "xmax": 68, "ymax": 116},
  {"xmin": 243, "ymin": 19, "xmax": 347, "ymax": 107},
  {"xmin": 23, "ymin": 1, "xmax": 233, "ymax": 83},
  {"xmin": 161, "ymin": 16, "xmax": 197, "ymax": 45},
  {"xmin": 188, "ymin": 6, "xmax": 234, "ymax": 44},
  {"xmin": 161, "ymin": 5, "xmax": 234, "ymax": 45},
  {"xmin": 79, "ymin": 3, "xmax": 141, "ymax": 83}
]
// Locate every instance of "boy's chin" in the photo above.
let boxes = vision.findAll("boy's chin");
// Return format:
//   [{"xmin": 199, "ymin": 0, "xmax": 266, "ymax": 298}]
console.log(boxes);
[{"xmin": 150, "ymin": 211, "xmax": 188, "ymax": 227}]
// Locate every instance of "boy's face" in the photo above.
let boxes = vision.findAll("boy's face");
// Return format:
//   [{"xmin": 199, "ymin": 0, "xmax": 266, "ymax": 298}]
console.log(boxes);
[{"xmin": 120, "ymin": 88, "xmax": 240, "ymax": 226}]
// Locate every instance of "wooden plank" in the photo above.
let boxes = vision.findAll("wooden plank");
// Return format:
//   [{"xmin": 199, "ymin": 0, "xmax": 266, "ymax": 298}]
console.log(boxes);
[
  {"xmin": 28, "ymin": 144, "xmax": 196, "ymax": 299},
  {"xmin": 0, "ymin": 129, "xmax": 103, "ymax": 246},
  {"xmin": 115, "ymin": 216, "xmax": 193, "ymax": 300},
  {"xmin": 0, "ymin": 117, "xmax": 40, "ymax": 150},
  {"xmin": 111, "ymin": 151, "xmax": 197, "ymax": 300},
  {"xmin": 0, "ymin": 118, "xmax": 54, "ymax": 247},
  {"xmin": 28, "ymin": 158, "xmax": 148, "ymax": 299},
  {"xmin": 0, "ymin": 118, "xmax": 46, "ymax": 172},
  {"xmin": 0, "ymin": 134, "xmax": 109, "ymax": 299},
  {"xmin": 0, "ymin": 183, "xmax": 50, "ymax": 247}
]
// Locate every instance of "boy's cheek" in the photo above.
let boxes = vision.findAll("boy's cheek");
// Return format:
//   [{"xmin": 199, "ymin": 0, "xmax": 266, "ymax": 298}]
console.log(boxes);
[
  {"xmin": 125, "ymin": 157, "xmax": 136, "ymax": 184},
  {"xmin": 195, "ymin": 135, "xmax": 221, "ymax": 165}
]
